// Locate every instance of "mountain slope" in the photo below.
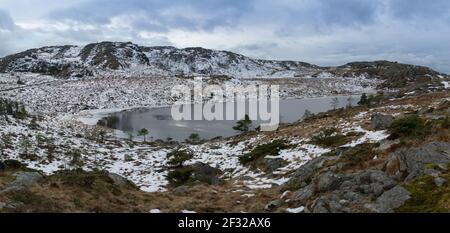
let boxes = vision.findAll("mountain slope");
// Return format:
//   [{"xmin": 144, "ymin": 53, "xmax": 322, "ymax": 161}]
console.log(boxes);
[{"xmin": 0, "ymin": 42, "xmax": 319, "ymax": 78}]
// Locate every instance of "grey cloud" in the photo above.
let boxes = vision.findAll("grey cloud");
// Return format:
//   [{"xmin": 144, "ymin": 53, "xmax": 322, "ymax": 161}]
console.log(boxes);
[
  {"xmin": 387, "ymin": 0, "xmax": 450, "ymax": 19},
  {"xmin": 0, "ymin": 9, "xmax": 15, "ymax": 30},
  {"xmin": 47, "ymin": 0, "xmax": 252, "ymax": 31}
]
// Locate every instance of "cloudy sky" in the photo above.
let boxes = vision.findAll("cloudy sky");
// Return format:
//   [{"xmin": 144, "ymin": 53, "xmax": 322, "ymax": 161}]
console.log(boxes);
[{"xmin": 0, "ymin": 0, "xmax": 450, "ymax": 72}]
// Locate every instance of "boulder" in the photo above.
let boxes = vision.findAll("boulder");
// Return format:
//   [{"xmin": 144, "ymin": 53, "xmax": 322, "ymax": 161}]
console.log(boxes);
[
  {"xmin": 10, "ymin": 171, "xmax": 43, "ymax": 187},
  {"xmin": 263, "ymin": 158, "xmax": 288, "ymax": 172},
  {"xmin": 265, "ymin": 199, "xmax": 284, "ymax": 211},
  {"xmin": 107, "ymin": 173, "xmax": 133, "ymax": 187},
  {"xmin": 294, "ymin": 184, "xmax": 314, "ymax": 202},
  {"xmin": 285, "ymin": 156, "xmax": 338, "ymax": 189},
  {"xmin": 371, "ymin": 113, "xmax": 394, "ymax": 130},
  {"xmin": 315, "ymin": 172, "xmax": 348, "ymax": 192},
  {"xmin": 312, "ymin": 194, "xmax": 352, "ymax": 213},
  {"xmin": 368, "ymin": 186, "xmax": 411, "ymax": 213},
  {"xmin": 385, "ymin": 142, "xmax": 450, "ymax": 182},
  {"xmin": 434, "ymin": 177, "xmax": 447, "ymax": 187},
  {"xmin": 0, "ymin": 171, "xmax": 44, "ymax": 194},
  {"xmin": 190, "ymin": 163, "xmax": 223, "ymax": 185},
  {"xmin": 173, "ymin": 185, "xmax": 190, "ymax": 195}
]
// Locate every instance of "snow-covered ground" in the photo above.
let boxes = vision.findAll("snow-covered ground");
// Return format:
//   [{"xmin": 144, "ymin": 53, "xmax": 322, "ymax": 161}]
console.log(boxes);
[{"xmin": 0, "ymin": 71, "xmax": 390, "ymax": 193}]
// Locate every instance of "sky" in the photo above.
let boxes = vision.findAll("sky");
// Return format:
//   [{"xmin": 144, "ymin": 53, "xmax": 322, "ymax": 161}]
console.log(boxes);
[{"xmin": 0, "ymin": 0, "xmax": 450, "ymax": 73}]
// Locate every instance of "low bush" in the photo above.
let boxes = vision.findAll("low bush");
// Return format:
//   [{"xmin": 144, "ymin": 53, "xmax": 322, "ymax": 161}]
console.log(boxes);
[
  {"xmin": 167, "ymin": 166, "xmax": 194, "ymax": 187},
  {"xmin": 167, "ymin": 149, "xmax": 194, "ymax": 167},
  {"xmin": 310, "ymin": 128, "xmax": 352, "ymax": 148},
  {"xmin": 239, "ymin": 140, "xmax": 291, "ymax": 165},
  {"xmin": 388, "ymin": 115, "xmax": 431, "ymax": 139}
]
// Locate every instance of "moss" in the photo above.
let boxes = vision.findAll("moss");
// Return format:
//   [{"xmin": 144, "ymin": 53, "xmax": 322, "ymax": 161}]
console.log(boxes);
[{"xmin": 396, "ymin": 166, "xmax": 450, "ymax": 213}]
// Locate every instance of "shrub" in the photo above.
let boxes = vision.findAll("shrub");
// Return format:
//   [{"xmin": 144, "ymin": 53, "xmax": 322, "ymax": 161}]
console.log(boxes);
[
  {"xmin": 185, "ymin": 133, "xmax": 202, "ymax": 144},
  {"xmin": 4, "ymin": 160, "xmax": 26, "ymax": 170},
  {"xmin": 167, "ymin": 149, "xmax": 193, "ymax": 167},
  {"xmin": 233, "ymin": 114, "xmax": 252, "ymax": 132},
  {"xmin": 69, "ymin": 149, "xmax": 84, "ymax": 167},
  {"xmin": 239, "ymin": 140, "xmax": 290, "ymax": 165},
  {"xmin": 310, "ymin": 128, "xmax": 351, "ymax": 148},
  {"xmin": 59, "ymin": 170, "xmax": 99, "ymax": 188},
  {"xmin": 388, "ymin": 115, "xmax": 431, "ymax": 139},
  {"xmin": 167, "ymin": 166, "xmax": 194, "ymax": 186}
]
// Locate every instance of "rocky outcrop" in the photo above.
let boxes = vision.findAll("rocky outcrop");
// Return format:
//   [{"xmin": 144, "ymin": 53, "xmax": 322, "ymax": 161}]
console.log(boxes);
[
  {"xmin": 263, "ymin": 158, "xmax": 288, "ymax": 172},
  {"xmin": 283, "ymin": 159, "xmax": 409, "ymax": 213},
  {"xmin": 385, "ymin": 142, "xmax": 450, "ymax": 182},
  {"xmin": 371, "ymin": 113, "xmax": 394, "ymax": 130},
  {"xmin": 0, "ymin": 171, "xmax": 44, "ymax": 194},
  {"xmin": 107, "ymin": 173, "xmax": 134, "ymax": 187},
  {"xmin": 365, "ymin": 186, "xmax": 411, "ymax": 213},
  {"xmin": 307, "ymin": 170, "xmax": 401, "ymax": 213},
  {"xmin": 284, "ymin": 156, "xmax": 338, "ymax": 190}
]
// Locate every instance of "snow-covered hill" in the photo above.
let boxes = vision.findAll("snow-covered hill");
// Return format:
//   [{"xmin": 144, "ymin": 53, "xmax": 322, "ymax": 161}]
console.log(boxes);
[{"xmin": 0, "ymin": 42, "xmax": 319, "ymax": 78}]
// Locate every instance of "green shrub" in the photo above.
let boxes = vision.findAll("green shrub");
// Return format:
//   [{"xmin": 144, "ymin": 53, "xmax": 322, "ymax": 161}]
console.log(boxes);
[
  {"xmin": 167, "ymin": 149, "xmax": 194, "ymax": 167},
  {"xmin": 233, "ymin": 114, "xmax": 252, "ymax": 132},
  {"xmin": 388, "ymin": 115, "xmax": 431, "ymax": 139},
  {"xmin": 167, "ymin": 167, "xmax": 194, "ymax": 186},
  {"xmin": 185, "ymin": 133, "xmax": 202, "ymax": 144},
  {"xmin": 239, "ymin": 140, "xmax": 290, "ymax": 165},
  {"xmin": 69, "ymin": 150, "xmax": 84, "ymax": 167}
]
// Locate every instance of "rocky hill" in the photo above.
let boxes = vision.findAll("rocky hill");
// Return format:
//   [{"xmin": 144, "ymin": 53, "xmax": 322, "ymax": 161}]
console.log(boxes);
[
  {"xmin": 1, "ymin": 42, "xmax": 447, "ymax": 84},
  {"xmin": 0, "ymin": 42, "xmax": 319, "ymax": 78}
]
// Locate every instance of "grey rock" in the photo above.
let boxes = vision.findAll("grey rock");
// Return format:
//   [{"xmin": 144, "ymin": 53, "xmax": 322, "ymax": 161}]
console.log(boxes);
[
  {"xmin": 0, "ymin": 186, "xmax": 25, "ymax": 194},
  {"xmin": 353, "ymin": 170, "xmax": 397, "ymax": 197},
  {"xmin": 294, "ymin": 184, "xmax": 314, "ymax": 202},
  {"xmin": 386, "ymin": 142, "xmax": 450, "ymax": 182},
  {"xmin": 173, "ymin": 185, "xmax": 190, "ymax": 195},
  {"xmin": 434, "ymin": 177, "xmax": 447, "ymax": 187},
  {"xmin": 286, "ymin": 156, "xmax": 338, "ymax": 189},
  {"xmin": 0, "ymin": 172, "xmax": 43, "ymax": 194},
  {"xmin": 312, "ymin": 194, "xmax": 352, "ymax": 213},
  {"xmin": 108, "ymin": 173, "xmax": 132, "ymax": 187},
  {"xmin": 263, "ymin": 158, "xmax": 288, "ymax": 172},
  {"xmin": 265, "ymin": 199, "xmax": 284, "ymax": 211},
  {"xmin": 0, "ymin": 201, "xmax": 22, "ymax": 210},
  {"xmin": 370, "ymin": 186, "xmax": 411, "ymax": 213},
  {"xmin": 10, "ymin": 171, "xmax": 43, "ymax": 187},
  {"xmin": 371, "ymin": 113, "xmax": 394, "ymax": 130},
  {"xmin": 315, "ymin": 172, "xmax": 348, "ymax": 192},
  {"xmin": 342, "ymin": 191, "xmax": 363, "ymax": 203},
  {"xmin": 306, "ymin": 170, "xmax": 398, "ymax": 213}
]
